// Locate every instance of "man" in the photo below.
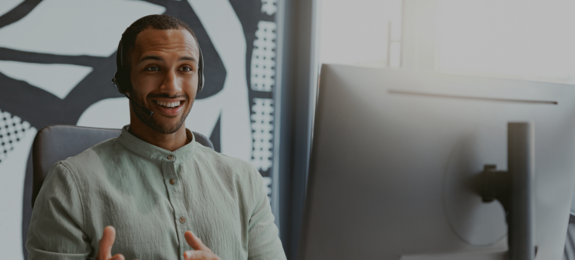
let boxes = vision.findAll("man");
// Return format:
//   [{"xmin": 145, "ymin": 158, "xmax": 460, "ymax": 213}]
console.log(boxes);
[{"xmin": 26, "ymin": 15, "xmax": 286, "ymax": 260}]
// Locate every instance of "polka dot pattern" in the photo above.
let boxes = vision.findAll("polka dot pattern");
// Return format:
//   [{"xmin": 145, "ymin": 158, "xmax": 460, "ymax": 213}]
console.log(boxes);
[
  {"xmin": 251, "ymin": 98, "xmax": 274, "ymax": 171},
  {"xmin": 251, "ymin": 21, "xmax": 277, "ymax": 92},
  {"xmin": 0, "ymin": 109, "xmax": 31, "ymax": 164}
]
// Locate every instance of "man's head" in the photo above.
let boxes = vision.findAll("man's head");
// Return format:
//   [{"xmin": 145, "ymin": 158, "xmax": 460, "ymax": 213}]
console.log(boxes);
[{"xmin": 115, "ymin": 15, "xmax": 202, "ymax": 135}]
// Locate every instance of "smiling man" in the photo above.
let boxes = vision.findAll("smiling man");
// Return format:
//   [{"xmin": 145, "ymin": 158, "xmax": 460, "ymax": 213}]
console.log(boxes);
[{"xmin": 26, "ymin": 15, "xmax": 286, "ymax": 260}]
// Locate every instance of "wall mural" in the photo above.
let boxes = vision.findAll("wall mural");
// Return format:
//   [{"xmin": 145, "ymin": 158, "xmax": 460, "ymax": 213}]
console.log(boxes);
[{"xmin": 0, "ymin": 0, "xmax": 278, "ymax": 259}]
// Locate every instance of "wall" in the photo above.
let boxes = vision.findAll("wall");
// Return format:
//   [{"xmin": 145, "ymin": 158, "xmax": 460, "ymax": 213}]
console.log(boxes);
[{"xmin": 0, "ymin": 0, "xmax": 279, "ymax": 259}]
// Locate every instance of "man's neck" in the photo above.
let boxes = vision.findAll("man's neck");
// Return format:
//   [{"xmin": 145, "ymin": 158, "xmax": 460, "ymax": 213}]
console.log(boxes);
[{"xmin": 128, "ymin": 122, "xmax": 189, "ymax": 152}]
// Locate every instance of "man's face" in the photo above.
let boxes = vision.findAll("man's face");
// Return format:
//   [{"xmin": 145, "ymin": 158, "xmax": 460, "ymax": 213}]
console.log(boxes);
[{"xmin": 128, "ymin": 28, "xmax": 200, "ymax": 134}]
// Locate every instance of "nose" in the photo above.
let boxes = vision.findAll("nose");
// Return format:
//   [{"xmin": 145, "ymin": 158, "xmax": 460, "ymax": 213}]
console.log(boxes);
[{"xmin": 160, "ymin": 69, "xmax": 182, "ymax": 95}]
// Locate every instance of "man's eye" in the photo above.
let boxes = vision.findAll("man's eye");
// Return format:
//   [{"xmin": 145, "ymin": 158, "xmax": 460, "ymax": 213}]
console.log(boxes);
[
  {"xmin": 181, "ymin": 66, "xmax": 193, "ymax": 72},
  {"xmin": 145, "ymin": 66, "xmax": 159, "ymax": 71}
]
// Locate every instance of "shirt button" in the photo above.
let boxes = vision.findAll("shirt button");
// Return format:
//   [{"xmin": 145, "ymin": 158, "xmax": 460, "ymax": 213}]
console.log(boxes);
[
  {"xmin": 167, "ymin": 155, "xmax": 174, "ymax": 160},
  {"xmin": 169, "ymin": 179, "xmax": 176, "ymax": 185},
  {"xmin": 179, "ymin": 217, "xmax": 186, "ymax": 224}
]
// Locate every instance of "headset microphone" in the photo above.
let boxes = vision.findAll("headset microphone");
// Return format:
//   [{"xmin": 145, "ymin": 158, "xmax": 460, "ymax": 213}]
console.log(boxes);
[
  {"xmin": 112, "ymin": 78, "xmax": 154, "ymax": 117},
  {"xmin": 125, "ymin": 93, "xmax": 154, "ymax": 117}
]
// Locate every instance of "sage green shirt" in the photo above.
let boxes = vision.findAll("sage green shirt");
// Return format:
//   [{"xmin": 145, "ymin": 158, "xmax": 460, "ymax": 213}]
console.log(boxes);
[{"xmin": 26, "ymin": 126, "xmax": 286, "ymax": 260}]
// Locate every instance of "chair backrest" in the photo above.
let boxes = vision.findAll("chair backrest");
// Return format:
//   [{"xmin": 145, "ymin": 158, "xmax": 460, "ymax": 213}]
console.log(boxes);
[
  {"xmin": 31, "ymin": 125, "xmax": 214, "ymax": 207},
  {"xmin": 565, "ymin": 214, "xmax": 575, "ymax": 260}
]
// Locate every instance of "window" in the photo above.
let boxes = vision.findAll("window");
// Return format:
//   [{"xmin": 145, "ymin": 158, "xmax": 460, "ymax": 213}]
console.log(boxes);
[
  {"xmin": 318, "ymin": 0, "xmax": 403, "ymax": 68},
  {"xmin": 436, "ymin": 0, "xmax": 575, "ymax": 84}
]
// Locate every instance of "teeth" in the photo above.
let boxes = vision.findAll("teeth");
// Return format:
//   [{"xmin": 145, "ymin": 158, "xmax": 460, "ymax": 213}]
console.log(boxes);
[{"xmin": 155, "ymin": 101, "xmax": 180, "ymax": 108}]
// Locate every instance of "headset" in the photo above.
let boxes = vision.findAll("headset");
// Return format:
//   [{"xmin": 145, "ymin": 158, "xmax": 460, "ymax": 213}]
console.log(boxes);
[{"xmin": 111, "ymin": 38, "xmax": 205, "ymax": 117}]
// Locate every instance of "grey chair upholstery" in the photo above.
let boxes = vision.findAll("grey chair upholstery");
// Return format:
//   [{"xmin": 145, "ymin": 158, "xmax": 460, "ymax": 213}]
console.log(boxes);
[
  {"xmin": 565, "ymin": 213, "xmax": 575, "ymax": 260},
  {"xmin": 31, "ymin": 125, "xmax": 213, "ymax": 207}
]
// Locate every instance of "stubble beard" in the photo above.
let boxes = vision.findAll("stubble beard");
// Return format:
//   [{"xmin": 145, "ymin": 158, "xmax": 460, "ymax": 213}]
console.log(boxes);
[{"xmin": 132, "ymin": 93, "xmax": 191, "ymax": 135}]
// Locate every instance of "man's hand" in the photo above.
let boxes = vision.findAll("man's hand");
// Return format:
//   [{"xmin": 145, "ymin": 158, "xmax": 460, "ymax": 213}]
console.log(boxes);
[
  {"xmin": 96, "ymin": 226, "xmax": 126, "ymax": 260},
  {"xmin": 183, "ymin": 231, "xmax": 221, "ymax": 260}
]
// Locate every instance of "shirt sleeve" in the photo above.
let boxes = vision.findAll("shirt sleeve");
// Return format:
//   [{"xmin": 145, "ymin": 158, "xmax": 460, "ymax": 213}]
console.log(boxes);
[
  {"xmin": 247, "ymin": 167, "xmax": 287, "ymax": 260},
  {"xmin": 26, "ymin": 162, "xmax": 92, "ymax": 260}
]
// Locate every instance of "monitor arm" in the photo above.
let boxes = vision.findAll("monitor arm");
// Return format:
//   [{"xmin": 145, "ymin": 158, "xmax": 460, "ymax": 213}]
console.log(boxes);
[
  {"xmin": 476, "ymin": 122, "xmax": 536, "ymax": 260},
  {"xmin": 477, "ymin": 165, "xmax": 511, "ymax": 224}
]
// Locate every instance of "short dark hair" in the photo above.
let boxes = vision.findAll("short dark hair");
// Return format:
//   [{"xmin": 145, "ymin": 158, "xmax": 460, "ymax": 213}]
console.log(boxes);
[
  {"xmin": 118, "ymin": 14, "xmax": 199, "ymax": 70},
  {"xmin": 114, "ymin": 14, "xmax": 200, "ymax": 92}
]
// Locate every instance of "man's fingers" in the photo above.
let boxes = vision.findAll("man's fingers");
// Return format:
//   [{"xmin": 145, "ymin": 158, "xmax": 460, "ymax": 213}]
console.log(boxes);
[
  {"xmin": 99, "ymin": 226, "xmax": 117, "ymax": 248},
  {"xmin": 184, "ymin": 231, "xmax": 210, "ymax": 252},
  {"xmin": 184, "ymin": 232, "xmax": 221, "ymax": 259},
  {"xmin": 97, "ymin": 226, "xmax": 117, "ymax": 259},
  {"xmin": 184, "ymin": 250, "xmax": 210, "ymax": 260},
  {"xmin": 110, "ymin": 253, "xmax": 125, "ymax": 260}
]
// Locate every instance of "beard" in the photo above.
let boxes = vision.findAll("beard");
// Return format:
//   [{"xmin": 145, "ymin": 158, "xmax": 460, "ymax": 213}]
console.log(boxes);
[{"xmin": 131, "ymin": 91, "xmax": 191, "ymax": 134}]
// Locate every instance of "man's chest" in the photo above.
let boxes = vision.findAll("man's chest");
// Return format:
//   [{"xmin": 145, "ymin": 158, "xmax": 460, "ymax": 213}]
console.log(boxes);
[{"xmin": 82, "ymin": 169, "xmax": 248, "ymax": 259}]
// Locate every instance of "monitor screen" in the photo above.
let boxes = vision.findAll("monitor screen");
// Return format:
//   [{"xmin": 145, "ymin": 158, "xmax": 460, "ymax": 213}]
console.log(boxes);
[{"xmin": 299, "ymin": 64, "xmax": 575, "ymax": 260}]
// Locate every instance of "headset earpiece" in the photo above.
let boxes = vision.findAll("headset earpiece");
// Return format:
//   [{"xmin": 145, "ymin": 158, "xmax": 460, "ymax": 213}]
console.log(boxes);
[
  {"xmin": 112, "ymin": 39, "xmax": 130, "ymax": 94},
  {"xmin": 197, "ymin": 47, "xmax": 205, "ymax": 92}
]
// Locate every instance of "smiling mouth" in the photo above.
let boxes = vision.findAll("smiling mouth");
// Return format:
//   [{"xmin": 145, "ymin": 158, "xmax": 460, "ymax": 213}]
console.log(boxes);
[{"xmin": 153, "ymin": 100, "xmax": 183, "ymax": 108}]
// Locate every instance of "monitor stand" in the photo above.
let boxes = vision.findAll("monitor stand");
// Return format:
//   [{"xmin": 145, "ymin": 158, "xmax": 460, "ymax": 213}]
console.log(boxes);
[
  {"xmin": 476, "ymin": 122, "xmax": 535, "ymax": 260},
  {"xmin": 406, "ymin": 122, "xmax": 535, "ymax": 260},
  {"xmin": 413, "ymin": 122, "xmax": 535, "ymax": 260}
]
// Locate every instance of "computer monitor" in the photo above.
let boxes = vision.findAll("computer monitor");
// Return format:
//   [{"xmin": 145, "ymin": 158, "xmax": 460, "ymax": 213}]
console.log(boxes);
[{"xmin": 299, "ymin": 64, "xmax": 575, "ymax": 260}]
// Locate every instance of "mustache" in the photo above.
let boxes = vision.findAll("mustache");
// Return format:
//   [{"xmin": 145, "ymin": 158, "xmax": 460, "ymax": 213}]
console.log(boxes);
[{"xmin": 147, "ymin": 93, "xmax": 188, "ymax": 99}]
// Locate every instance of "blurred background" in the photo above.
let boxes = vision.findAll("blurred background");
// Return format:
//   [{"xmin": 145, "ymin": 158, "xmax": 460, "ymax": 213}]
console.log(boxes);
[{"xmin": 1, "ymin": 0, "xmax": 574, "ymax": 259}]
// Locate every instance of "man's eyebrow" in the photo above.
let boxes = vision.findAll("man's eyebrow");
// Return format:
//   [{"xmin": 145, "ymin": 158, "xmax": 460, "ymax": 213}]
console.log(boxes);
[
  {"xmin": 138, "ymin": 55, "xmax": 163, "ymax": 64},
  {"xmin": 179, "ymin": 56, "xmax": 196, "ymax": 62},
  {"xmin": 137, "ymin": 55, "xmax": 197, "ymax": 64}
]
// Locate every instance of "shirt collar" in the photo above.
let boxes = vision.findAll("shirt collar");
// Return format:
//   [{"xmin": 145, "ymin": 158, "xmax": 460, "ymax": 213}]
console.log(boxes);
[{"xmin": 116, "ymin": 125, "xmax": 196, "ymax": 163}]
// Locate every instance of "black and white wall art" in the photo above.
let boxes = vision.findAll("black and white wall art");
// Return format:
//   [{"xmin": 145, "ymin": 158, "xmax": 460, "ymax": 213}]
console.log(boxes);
[{"xmin": 0, "ymin": 0, "xmax": 279, "ymax": 259}]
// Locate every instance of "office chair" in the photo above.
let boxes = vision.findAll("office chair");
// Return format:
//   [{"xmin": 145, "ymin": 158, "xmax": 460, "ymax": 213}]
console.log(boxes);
[
  {"xmin": 565, "ymin": 213, "xmax": 575, "ymax": 260},
  {"xmin": 31, "ymin": 125, "xmax": 214, "ymax": 207}
]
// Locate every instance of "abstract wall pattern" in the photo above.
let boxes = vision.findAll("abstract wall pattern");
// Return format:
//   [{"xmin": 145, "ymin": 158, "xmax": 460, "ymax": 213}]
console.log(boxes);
[{"xmin": 0, "ymin": 0, "xmax": 278, "ymax": 259}]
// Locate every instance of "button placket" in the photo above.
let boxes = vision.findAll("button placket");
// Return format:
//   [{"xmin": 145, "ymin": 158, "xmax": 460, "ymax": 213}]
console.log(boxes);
[
  {"xmin": 162, "ymin": 159, "xmax": 188, "ymax": 257},
  {"xmin": 164, "ymin": 156, "xmax": 179, "ymax": 189}
]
